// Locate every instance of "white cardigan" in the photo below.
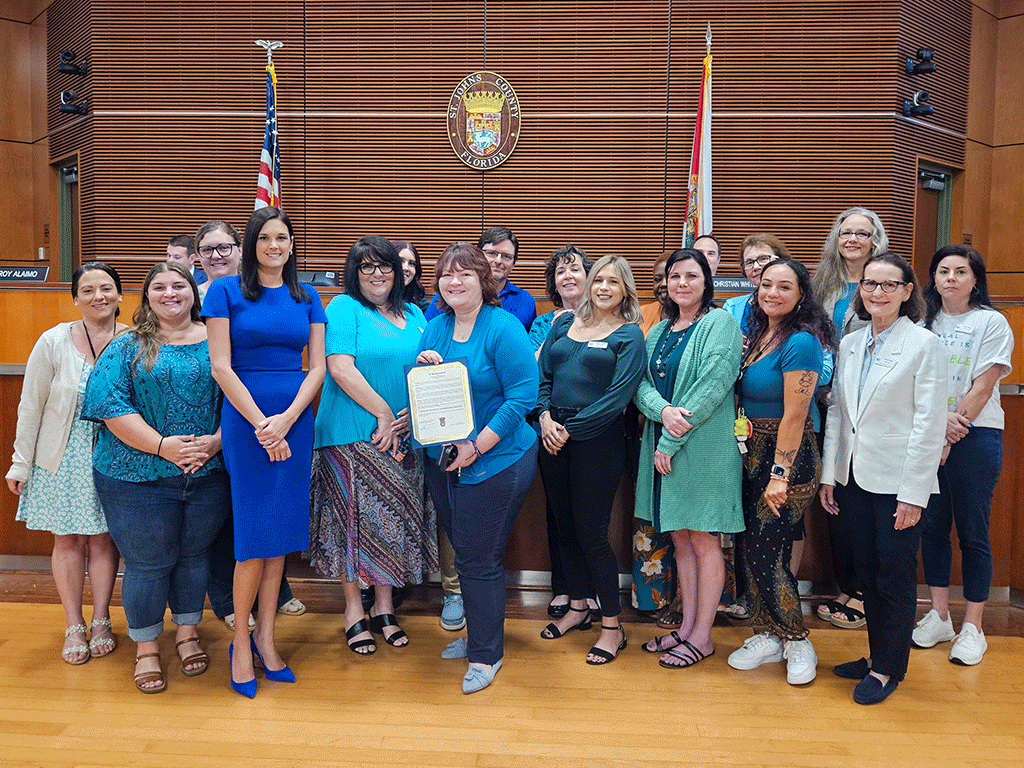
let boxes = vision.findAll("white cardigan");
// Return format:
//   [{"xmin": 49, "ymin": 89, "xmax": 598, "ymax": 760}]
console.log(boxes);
[
  {"xmin": 821, "ymin": 315, "xmax": 947, "ymax": 509},
  {"xmin": 6, "ymin": 323, "xmax": 88, "ymax": 483}
]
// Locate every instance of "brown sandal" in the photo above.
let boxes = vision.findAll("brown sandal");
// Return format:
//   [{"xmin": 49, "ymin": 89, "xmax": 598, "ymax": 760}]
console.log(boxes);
[
  {"xmin": 134, "ymin": 653, "xmax": 167, "ymax": 693},
  {"xmin": 176, "ymin": 637, "xmax": 210, "ymax": 676}
]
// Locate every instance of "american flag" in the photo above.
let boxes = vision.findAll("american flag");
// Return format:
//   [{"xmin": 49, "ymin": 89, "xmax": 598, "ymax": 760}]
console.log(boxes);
[{"xmin": 255, "ymin": 62, "xmax": 281, "ymax": 209}]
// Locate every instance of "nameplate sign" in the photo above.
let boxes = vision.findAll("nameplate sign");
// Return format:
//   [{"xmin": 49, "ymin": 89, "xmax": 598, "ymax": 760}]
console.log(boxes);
[
  {"xmin": 0, "ymin": 266, "xmax": 49, "ymax": 282},
  {"xmin": 712, "ymin": 276, "xmax": 749, "ymax": 293}
]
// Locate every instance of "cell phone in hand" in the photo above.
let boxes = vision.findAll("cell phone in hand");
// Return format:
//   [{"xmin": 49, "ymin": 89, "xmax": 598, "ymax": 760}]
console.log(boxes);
[{"xmin": 438, "ymin": 443, "xmax": 459, "ymax": 469}]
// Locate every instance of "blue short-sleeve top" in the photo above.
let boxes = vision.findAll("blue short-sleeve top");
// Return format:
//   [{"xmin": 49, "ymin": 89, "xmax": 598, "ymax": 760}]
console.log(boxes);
[
  {"xmin": 81, "ymin": 334, "xmax": 224, "ymax": 482},
  {"xmin": 738, "ymin": 330, "xmax": 824, "ymax": 419}
]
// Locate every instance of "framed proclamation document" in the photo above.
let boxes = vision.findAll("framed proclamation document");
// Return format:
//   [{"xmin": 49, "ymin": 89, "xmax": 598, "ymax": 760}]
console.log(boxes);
[{"xmin": 405, "ymin": 360, "xmax": 476, "ymax": 448}]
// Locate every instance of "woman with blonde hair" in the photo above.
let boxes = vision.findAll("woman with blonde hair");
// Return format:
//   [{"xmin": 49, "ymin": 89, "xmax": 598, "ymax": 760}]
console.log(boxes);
[{"xmin": 537, "ymin": 254, "xmax": 646, "ymax": 665}]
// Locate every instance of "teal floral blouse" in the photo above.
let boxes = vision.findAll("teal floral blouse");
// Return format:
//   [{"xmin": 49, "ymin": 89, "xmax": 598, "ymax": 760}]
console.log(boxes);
[{"xmin": 82, "ymin": 333, "xmax": 223, "ymax": 482}]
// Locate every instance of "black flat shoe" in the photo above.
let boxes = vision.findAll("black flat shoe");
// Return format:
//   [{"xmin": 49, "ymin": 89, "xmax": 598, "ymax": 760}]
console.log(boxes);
[
  {"xmin": 833, "ymin": 657, "xmax": 871, "ymax": 679},
  {"xmin": 547, "ymin": 598, "xmax": 570, "ymax": 618},
  {"xmin": 541, "ymin": 606, "xmax": 592, "ymax": 639},
  {"xmin": 368, "ymin": 613, "xmax": 409, "ymax": 647},
  {"xmin": 853, "ymin": 674, "xmax": 899, "ymax": 704}
]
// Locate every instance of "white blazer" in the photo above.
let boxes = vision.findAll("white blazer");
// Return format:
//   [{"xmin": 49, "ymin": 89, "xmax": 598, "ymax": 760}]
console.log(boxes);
[{"xmin": 821, "ymin": 315, "xmax": 946, "ymax": 509}]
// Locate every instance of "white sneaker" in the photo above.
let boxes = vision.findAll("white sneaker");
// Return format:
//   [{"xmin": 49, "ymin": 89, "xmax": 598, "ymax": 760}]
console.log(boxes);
[
  {"xmin": 949, "ymin": 622, "xmax": 987, "ymax": 666},
  {"xmin": 911, "ymin": 609, "xmax": 955, "ymax": 648},
  {"xmin": 783, "ymin": 638, "xmax": 817, "ymax": 685},
  {"xmin": 727, "ymin": 633, "xmax": 783, "ymax": 670}
]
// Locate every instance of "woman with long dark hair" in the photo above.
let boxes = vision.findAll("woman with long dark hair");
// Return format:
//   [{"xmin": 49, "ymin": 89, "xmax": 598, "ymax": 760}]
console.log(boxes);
[
  {"xmin": 392, "ymin": 239, "xmax": 430, "ymax": 311},
  {"xmin": 821, "ymin": 252, "xmax": 945, "ymax": 703},
  {"xmin": 204, "ymin": 206, "xmax": 327, "ymax": 697},
  {"xmin": 84, "ymin": 262, "xmax": 229, "ymax": 693},
  {"xmin": 635, "ymin": 248, "xmax": 743, "ymax": 668},
  {"xmin": 7, "ymin": 262, "xmax": 125, "ymax": 666},
  {"xmin": 728, "ymin": 258, "xmax": 833, "ymax": 686},
  {"xmin": 912, "ymin": 245, "xmax": 1013, "ymax": 665}
]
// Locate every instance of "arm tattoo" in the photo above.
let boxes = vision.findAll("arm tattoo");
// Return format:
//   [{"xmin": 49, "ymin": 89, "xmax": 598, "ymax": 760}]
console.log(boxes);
[
  {"xmin": 795, "ymin": 371, "xmax": 816, "ymax": 397},
  {"xmin": 775, "ymin": 448, "xmax": 797, "ymax": 464}
]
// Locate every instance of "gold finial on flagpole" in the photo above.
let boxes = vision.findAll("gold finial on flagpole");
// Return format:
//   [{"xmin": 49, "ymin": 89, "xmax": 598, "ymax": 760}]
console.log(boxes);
[
  {"xmin": 255, "ymin": 40, "xmax": 283, "ymax": 66},
  {"xmin": 705, "ymin": 23, "xmax": 712, "ymax": 55}
]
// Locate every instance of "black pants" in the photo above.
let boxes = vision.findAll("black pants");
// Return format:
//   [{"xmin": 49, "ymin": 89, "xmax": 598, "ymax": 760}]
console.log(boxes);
[
  {"xmin": 835, "ymin": 471, "xmax": 922, "ymax": 682},
  {"xmin": 538, "ymin": 415, "xmax": 624, "ymax": 619}
]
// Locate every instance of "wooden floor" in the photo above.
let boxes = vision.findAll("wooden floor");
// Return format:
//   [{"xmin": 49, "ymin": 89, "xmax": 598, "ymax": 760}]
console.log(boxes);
[{"xmin": 2, "ymin": 578, "xmax": 1024, "ymax": 767}]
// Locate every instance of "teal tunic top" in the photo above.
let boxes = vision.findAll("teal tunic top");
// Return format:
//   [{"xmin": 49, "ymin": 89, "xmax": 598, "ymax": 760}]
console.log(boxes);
[
  {"xmin": 634, "ymin": 309, "xmax": 744, "ymax": 533},
  {"xmin": 82, "ymin": 334, "xmax": 223, "ymax": 482},
  {"xmin": 314, "ymin": 295, "xmax": 427, "ymax": 449}
]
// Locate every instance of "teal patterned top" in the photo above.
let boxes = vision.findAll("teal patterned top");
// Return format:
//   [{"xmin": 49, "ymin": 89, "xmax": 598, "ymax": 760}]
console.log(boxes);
[{"xmin": 82, "ymin": 333, "xmax": 224, "ymax": 482}]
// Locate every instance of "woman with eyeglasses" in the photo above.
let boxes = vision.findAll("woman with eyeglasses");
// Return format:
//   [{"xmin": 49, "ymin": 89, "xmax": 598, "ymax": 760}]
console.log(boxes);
[
  {"xmin": 809, "ymin": 208, "xmax": 890, "ymax": 631},
  {"xmin": 7, "ymin": 262, "xmax": 126, "ymax": 667},
  {"xmin": 729, "ymin": 258, "xmax": 833, "ymax": 687},
  {"xmin": 418, "ymin": 242, "xmax": 539, "ymax": 694},
  {"xmin": 722, "ymin": 234, "xmax": 792, "ymax": 336},
  {"xmin": 912, "ymin": 245, "xmax": 1013, "ymax": 666},
  {"xmin": 204, "ymin": 206, "xmax": 327, "ymax": 698},
  {"xmin": 310, "ymin": 236, "xmax": 437, "ymax": 656},
  {"xmin": 821, "ymin": 252, "xmax": 945, "ymax": 704}
]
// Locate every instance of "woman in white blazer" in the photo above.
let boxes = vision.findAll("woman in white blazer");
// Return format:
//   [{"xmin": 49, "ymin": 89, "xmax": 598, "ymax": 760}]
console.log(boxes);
[
  {"xmin": 6, "ymin": 263, "xmax": 126, "ymax": 665},
  {"xmin": 820, "ymin": 252, "xmax": 945, "ymax": 705}
]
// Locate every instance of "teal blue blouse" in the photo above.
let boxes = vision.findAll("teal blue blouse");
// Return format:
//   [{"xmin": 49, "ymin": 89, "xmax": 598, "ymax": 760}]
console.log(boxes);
[{"xmin": 82, "ymin": 334, "xmax": 224, "ymax": 482}]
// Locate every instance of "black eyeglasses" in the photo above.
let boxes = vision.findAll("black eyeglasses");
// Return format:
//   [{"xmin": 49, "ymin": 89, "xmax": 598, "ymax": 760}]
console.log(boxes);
[
  {"xmin": 358, "ymin": 262, "xmax": 395, "ymax": 275},
  {"xmin": 198, "ymin": 243, "xmax": 238, "ymax": 258},
  {"xmin": 859, "ymin": 279, "xmax": 906, "ymax": 293},
  {"xmin": 743, "ymin": 254, "xmax": 773, "ymax": 269}
]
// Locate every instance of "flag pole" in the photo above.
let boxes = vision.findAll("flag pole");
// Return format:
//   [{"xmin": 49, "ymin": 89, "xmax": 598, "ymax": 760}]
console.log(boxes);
[{"xmin": 254, "ymin": 40, "xmax": 283, "ymax": 209}]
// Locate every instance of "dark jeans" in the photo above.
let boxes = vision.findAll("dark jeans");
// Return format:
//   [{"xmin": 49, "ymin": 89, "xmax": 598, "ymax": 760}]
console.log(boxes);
[
  {"xmin": 94, "ymin": 469, "xmax": 230, "ymax": 642},
  {"xmin": 836, "ymin": 471, "xmax": 922, "ymax": 681},
  {"xmin": 207, "ymin": 512, "xmax": 295, "ymax": 618},
  {"xmin": 538, "ymin": 415, "xmax": 624, "ymax": 618},
  {"xmin": 426, "ymin": 442, "xmax": 538, "ymax": 666},
  {"xmin": 921, "ymin": 427, "xmax": 1001, "ymax": 603}
]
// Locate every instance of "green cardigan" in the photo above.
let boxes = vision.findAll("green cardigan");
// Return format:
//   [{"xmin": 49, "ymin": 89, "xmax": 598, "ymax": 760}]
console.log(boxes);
[{"xmin": 633, "ymin": 308, "xmax": 744, "ymax": 533}]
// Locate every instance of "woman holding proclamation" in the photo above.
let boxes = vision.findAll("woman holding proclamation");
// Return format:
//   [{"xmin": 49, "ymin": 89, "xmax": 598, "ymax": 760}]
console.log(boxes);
[
  {"xmin": 7, "ymin": 262, "xmax": 125, "ymax": 665},
  {"xmin": 310, "ymin": 235, "xmax": 437, "ymax": 655},
  {"xmin": 418, "ymin": 242, "xmax": 539, "ymax": 694},
  {"xmin": 204, "ymin": 206, "xmax": 327, "ymax": 698}
]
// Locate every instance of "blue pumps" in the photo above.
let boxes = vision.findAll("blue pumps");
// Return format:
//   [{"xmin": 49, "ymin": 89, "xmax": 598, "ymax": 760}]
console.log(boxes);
[
  {"xmin": 250, "ymin": 632, "xmax": 296, "ymax": 683},
  {"xmin": 228, "ymin": 642, "xmax": 257, "ymax": 698}
]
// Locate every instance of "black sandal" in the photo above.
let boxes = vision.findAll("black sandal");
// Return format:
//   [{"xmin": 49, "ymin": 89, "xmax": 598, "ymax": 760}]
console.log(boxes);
[
  {"xmin": 658, "ymin": 640, "xmax": 714, "ymax": 669},
  {"xmin": 368, "ymin": 613, "xmax": 409, "ymax": 647},
  {"xmin": 541, "ymin": 606, "xmax": 593, "ymax": 639},
  {"xmin": 642, "ymin": 630, "xmax": 683, "ymax": 655},
  {"xmin": 345, "ymin": 618, "xmax": 376, "ymax": 655},
  {"xmin": 586, "ymin": 624, "xmax": 627, "ymax": 665}
]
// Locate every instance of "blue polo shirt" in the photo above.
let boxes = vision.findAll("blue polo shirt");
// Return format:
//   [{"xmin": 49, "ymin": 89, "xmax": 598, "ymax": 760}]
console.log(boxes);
[{"xmin": 424, "ymin": 278, "xmax": 537, "ymax": 330}]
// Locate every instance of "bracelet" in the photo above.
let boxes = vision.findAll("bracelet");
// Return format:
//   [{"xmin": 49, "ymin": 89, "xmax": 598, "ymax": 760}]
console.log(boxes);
[
  {"xmin": 471, "ymin": 439, "xmax": 483, "ymax": 459},
  {"xmin": 770, "ymin": 475, "xmax": 789, "ymax": 484},
  {"xmin": 157, "ymin": 436, "xmax": 166, "ymax": 458}
]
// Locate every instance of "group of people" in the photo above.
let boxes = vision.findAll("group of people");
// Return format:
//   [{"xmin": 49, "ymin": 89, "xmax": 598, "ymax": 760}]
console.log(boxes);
[{"xmin": 7, "ymin": 207, "xmax": 1012, "ymax": 704}]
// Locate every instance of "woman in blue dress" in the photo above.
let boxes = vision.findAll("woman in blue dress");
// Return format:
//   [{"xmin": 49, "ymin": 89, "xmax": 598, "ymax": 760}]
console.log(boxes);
[{"xmin": 204, "ymin": 206, "xmax": 327, "ymax": 697}]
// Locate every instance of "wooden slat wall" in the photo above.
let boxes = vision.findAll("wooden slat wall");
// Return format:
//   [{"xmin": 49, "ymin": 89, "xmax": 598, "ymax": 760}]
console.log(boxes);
[{"xmin": 40, "ymin": 0, "xmax": 967, "ymax": 295}]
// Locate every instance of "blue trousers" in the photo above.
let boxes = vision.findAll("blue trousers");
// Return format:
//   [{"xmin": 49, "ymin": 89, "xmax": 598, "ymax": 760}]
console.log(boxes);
[
  {"xmin": 921, "ymin": 427, "xmax": 1001, "ymax": 603},
  {"xmin": 426, "ymin": 442, "xmax": 538, "ymax": 665},
  {"xmin": 94, "ymin": 470, "xmax": 230, "ymax": 642}
]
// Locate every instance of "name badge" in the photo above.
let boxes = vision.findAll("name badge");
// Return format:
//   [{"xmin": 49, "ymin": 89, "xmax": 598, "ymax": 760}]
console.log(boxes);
[
  {"xmin": 955, "ymin": 324, "xmax": 974, "ymax": 335},
  {"xmin": 587, "ymin": 340, "xmax": 609, "ymax": 349},
  {"xmin": 875, "ymin": 357, "xmax": 897, "ymax": 369}
]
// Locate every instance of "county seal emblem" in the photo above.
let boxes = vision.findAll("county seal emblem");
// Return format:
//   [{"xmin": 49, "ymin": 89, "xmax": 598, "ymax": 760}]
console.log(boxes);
[{"xmin": 447, "ymin": 71, "xmax": 520, "ymax": 170}]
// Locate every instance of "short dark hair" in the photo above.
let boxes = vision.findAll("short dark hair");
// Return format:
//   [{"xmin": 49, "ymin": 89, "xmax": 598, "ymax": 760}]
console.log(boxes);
[
  {"xmin": 662, "ymin": 249, "xmax": 716, "ymax": 320},
  {"xmin": 853, "ymin": 252, "xmax": 925, "ymax": 323},
  {"xmin": 924, "ymin": 244, "xmax": 993, "ymax": 329},
  {"xmin": 693, "ymin": 234, "xmax": 722, "ymax": 254},
  {"xmin": 72, "ymin": 262, "xmax": 123, "ymax": 318},
  {"xmin": 344, "ymin": 235, "xmax": 407, "ymax": 315},
  {"xmin": 168, "ymin": 234, "xmax": 195, "ymax": 253},
  {"xmin": 543, "ymin": 244, "xmax": 592, "ymax": 307},
  {"xmin": 239, "ymin": 206, "xmax": 309, "ymax": 303},
  {"xmin": 391, "ymin": 239, "xmax": 426, "ymax": 307},
  {"xmin": 432, "ymin": 243, "xmax": 502, "ymax": 314},
  {"xmin": 478, "ymin": 226, "xmax": 518, "ymax": 261}
]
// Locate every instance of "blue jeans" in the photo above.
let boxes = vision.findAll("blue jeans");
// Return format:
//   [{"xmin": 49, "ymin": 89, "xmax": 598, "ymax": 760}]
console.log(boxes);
[
  {"xmin": 426, "ymin": 442, "xmax": 538, "ymax": 665},
  {"xmin": 94, "ymin": 470, "xmax": 230, "ymax": 642},
  {"xmin": 921, "ymin": 427, "xmax": 1002, "ymax": 603},
  {"xmin": 207, "ymin": 512, "xmax": 295, "ymax": 618}
]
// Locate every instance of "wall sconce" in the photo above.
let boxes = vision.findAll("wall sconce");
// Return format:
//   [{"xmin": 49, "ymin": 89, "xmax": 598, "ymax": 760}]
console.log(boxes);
[
  {"xmin": 905, "ymin": 48, "xmax": 936, "ymax": 75},
  {"xmin": 58, "ymin": 50, "xmax": 88, "ymax": 76},
  {"xmin": 902, "ymin": 90, "xmax": 933, "ymax": 118},
  {"xmin": 58, "ymin": 90, "xmax": 88, "ymax": 116}
]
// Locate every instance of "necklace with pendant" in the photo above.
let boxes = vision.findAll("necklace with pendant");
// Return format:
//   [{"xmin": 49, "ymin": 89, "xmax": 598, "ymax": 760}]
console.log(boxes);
[{"xmin": 655, "ymin": 312, "xmax": 701, "ymax": 377}]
